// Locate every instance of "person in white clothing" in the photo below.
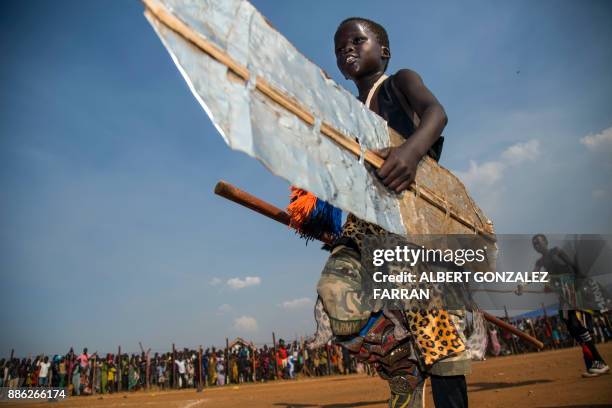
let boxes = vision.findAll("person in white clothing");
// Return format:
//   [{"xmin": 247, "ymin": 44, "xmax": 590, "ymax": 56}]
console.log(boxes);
[
  {"xmin": 38, "ymin": 356, "xmax": 51, "ymax": 386},
  {"xmin": 175, "ymin": 356, "xmax": 186, "ymax": 388}
]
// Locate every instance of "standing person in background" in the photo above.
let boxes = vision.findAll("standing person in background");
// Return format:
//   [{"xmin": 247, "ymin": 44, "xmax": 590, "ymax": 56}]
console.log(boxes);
[
  {"xmin": 174, "ymin": 353, "xmax": 186, "ymax": 388},
  {"xmin": 150, "ymin": 353, "xmax": 159, "ymax": 386},
  {"xmin": 287, "ymin": 352, "xmax": 295, "ymax": 379},
  {"xmin": 330, "ymin": 347, "xmax": 338, "ymax": 375},
  {"xmin": 489, "ymin": 327, "xmax": 501, "ymax": 356},
  {"xmin": 208, "ymin": 350, "xmax": 217, "ymax": 386},
  {"xmin": 18, "ymin": 359, "xmax": 28, "ymax": 388},
  {"xmin": 37, "ymin": 356, "xmax": 50, "ymax": 386},
  {"xmin": 100, "ymin": 358, "xmax": 108, "ymax": 393},
  {"xmin": 128, "ymin": 357, "xmax": 139, "ymax": 391},
  {"xmin": 231, "ymin": 351, "xmax": 239, "ymax": 383},
  {"xmin": 76, "ymin": 348, "xmax": 90, "ymax": 371},
  {"xmin": 31, "ymin": 357, "xmax": 40, "ymax": 386},
  {"xmin": 156, "ymin": 358, "xmax": 166, "ymax": 390},
  {"xmin": 187, "ymin": 354, "xmax": 195, "ymax": 388},
  {"xmin": 58, "ymin": 357, "xmax": 67, "ymax": 388},
  {"xmin": 0, "ymin": 359, "xmax": 5, "ymax": 387},
  {"xmin": 71, "ymin": 363, "xmax": 81, "ymax": 396},
  {"xmin": 107, "ymin": 361, "xmax": 116, "ymax": 393},
  {"xmin": 313, "ymin": 350, "xmax": 321, "ymax": 377},
  {"xmin": 202, "ymin": 349, "xmax": 208, "ymax": 385},
  {"xmin": 216, "ymin": 352, "xmax": 225, "ymax": 386},
  {"xmin": 7, "ymin": 359, "xmax": 18, "ymax": 388},
  {"xmin": 342, "ymin": 347, "xmax": 351, "ymax": 375},
  {"xmin": 532, "ymin": 234, "xmax": 610, "ymax": 377},
  {"xmin": 261, "ymin": 346, "xmax": 270, "ymax": 382},
  {"xmin": 122, "ymin": 354, "xmax": 129, "ymax": 391},
  {"xmin": 277, "ymin": 339, "xmax": 288, "ymax": 379}
]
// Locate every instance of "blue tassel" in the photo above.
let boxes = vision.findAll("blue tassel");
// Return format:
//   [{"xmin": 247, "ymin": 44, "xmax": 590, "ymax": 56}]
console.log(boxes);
[{"xmin": 287, "ymin": 188, "xmax": 342, "ymax": 242}]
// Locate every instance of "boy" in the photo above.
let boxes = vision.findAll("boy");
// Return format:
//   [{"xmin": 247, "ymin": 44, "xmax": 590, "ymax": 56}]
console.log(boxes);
[
  {"xmin": 315, "ymin": 17, "xmax": 470, "ymax": 408},
  {"xmin": 532, "ymin": 234, "xmax": 609, "ymax": 377}
]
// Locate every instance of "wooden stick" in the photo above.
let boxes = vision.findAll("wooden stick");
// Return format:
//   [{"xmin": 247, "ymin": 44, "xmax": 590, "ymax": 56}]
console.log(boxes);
[
  {"xmin": 91, "ymin": 355, "xmax": 97, "ymax": 395},
  {"xmin": 214, "ymin": 181, "xmax": 335, "ymax": 245},
  {"xmin": 225, "ymin": 338, "xmax": 230, "ymax": 385},
  {"xmin": 272, "ymin": 332, "xmax": 279, "ymax": 380},
  {"xmin": 214, "ymin": 180, "xmax": 543, "ymax": 350},
  {"xmin": 117, "ymin": 346, "xmax": 122, "ymax": 392},
  {"xmin": 172, "ymin": 343, "xmax": 176, "ymax": 389},
  {"xmin": 142, "ymin": 0, "xmax": 495, "ymax": 242},
  {"xmin": 197, "ymin": 346, "xmax": 203, "ymax": 392},
  {"xmin": 482, "ymin": 312, "xmax": 544, "ymax": 349}
]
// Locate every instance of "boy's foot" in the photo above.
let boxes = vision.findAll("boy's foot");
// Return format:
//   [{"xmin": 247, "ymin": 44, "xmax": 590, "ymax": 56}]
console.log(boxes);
[
  {"xmin": 582, "ymin": 371, "xmax": 600, "ymax": 378},
  {"xmin": 386, "ymin": 375, "xmax": 424, "ymax": 408},
  {"xmin": 389, "ymin": 390, "xmax": 412, "ymax": 408},
  {"xmin": 588, "ymin": 361, "xmax": 610, "ymax": 375}
]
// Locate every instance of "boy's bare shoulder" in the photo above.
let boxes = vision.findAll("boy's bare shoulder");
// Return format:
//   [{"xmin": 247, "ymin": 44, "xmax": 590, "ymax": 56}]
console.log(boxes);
[
  {"xmin": 391, "ymin": 69, "xmax": 442, "ymax": 113},
  {"xmin": 392, "ymin": 68, "xmax": 425, "ymax": 88}
]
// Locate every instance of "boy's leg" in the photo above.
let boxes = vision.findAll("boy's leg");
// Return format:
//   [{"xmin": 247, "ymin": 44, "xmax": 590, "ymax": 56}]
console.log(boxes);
[
  {"xmin": 317, "ymin": 246, "xmax": 425, "ymax": 407},
  {"xmin": 425, "ymin": 310, "xmax": 471, "ymax": 408},
  {"xmin": 562, "ymin": 310, "xmax": 609, "ymax": 375},
  {"xmin": 378, "ymin": 366, "xmax": 425, "ymax": 408},
  {"xmin": 430, "ymin": 375, "xmax": 468, "ymax": 408},
  {"xmin": 316, "ymin": 246, "xmax": 371, "ymax": 335}
]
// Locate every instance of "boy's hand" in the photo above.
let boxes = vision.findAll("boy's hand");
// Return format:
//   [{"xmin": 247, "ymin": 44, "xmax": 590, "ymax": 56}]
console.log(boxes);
[{"xmin": 375, "ymin": 143, "xmax": 420, "ymax": 193}]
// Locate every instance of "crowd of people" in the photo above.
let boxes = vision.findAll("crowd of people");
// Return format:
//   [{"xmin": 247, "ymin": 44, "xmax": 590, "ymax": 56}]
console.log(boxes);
[
  {"xmin": 477, "ymin": 311, "xmax": 612, "ymax": 356},
  {"xmin": 2, "ymin": 311, "xmax": 610, "ymax": 397},
  {"xmin": 0, "ymin": 339, "xmax": 373, "ymax": 396}
]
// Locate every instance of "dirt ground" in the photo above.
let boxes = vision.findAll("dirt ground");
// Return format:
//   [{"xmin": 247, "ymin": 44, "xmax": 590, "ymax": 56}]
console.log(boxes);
[{"xmin": 4, "ymin": 343, "xmax": 612, "ymax": 408}]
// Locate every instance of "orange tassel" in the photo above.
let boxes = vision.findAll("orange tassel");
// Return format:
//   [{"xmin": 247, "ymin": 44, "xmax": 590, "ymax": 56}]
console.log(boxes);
[{"xmin": 287, "ymin": 187, "xmax": 317, "ymax": 230}]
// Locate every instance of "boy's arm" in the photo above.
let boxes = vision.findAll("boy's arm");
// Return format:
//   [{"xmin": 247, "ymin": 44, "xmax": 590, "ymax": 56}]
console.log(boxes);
[
  {"xmin": 376, "ymin": 69, "xmax": 448, "ymax": 193},
  {"xmin": 557, "ymin": 249, "xmax": 581, "ymax": 276},
  {"xmin": 533, "ymin": 259, "xmax": 553, "ymax": 292},
  {"xmin": 533, "ymin": 258, "xmax": 543, "ymax": 272}
]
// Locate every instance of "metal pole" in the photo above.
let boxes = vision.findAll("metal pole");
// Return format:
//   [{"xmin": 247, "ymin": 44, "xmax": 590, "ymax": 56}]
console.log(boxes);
[
  {"xmin": 172, "ymin": 343, "xmax": 176, "ymax": 389},
  {"xmin": 300, "ymin": 336, "xmax": 310, "ymax": 376},
  {"xmin": 197, "ymin": 346, "xmax": 203, "ymax": 392},
  {"xmin": 251, "ymin": 344, "xmax": 256, "ymax": 382},
  {"xmin": 225, "ymin": 338, "xmax": 230, "ymax": 385},
  {"xmin": 504, "ymin": 306, "xmax": 518, "ymax": 354},
  {"xmin": 91, "ymin": 355, "xmax": 97, "ymax": 395},
  {"xmin": 117, "ymin": 346, "xmax": 122, "ymax": 392},
  {"xmin": 272, "ymin": 332, "xmax": 279, "ymax": 380},
  {"xmin": 326, "ymin": 344, "xmax": 332, "ymax": 376}
]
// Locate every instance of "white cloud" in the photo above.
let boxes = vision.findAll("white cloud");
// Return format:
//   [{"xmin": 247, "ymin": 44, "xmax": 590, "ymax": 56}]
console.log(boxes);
[
  {"xmin": 455, "ymin": 139, "xmax": 540, "ymax": 191},
  {"xmin": 217, "ymin": 304, "xmax": 232, "ymax": 314},
  {"xmin": 226, "ymin": 276, "xmax": 261, "ymax": 289},
  {"xmin": 280, "ymin": 297, "xmax": 313, "ymax": 309},
  {"xmin": 209, "ymin": 277, "xmax": 222, "ymax": 286},
  {"xmin": 501, "ymin": 139, "xmax": 540, "ymax": 164},
  {"xmin": 457, "ymin": 160, "xmax": 504, "ymax": 188},
  {"xmin": 233, "ymin": 316, "xmax": 258, "ymax": 332},
  {"xmin": 580, "ymin": 126, "xmax": 612, "ymax": 152}
]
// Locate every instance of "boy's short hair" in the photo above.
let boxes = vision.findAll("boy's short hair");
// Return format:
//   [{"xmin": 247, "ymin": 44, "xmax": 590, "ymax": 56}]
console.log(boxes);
[
  {"xmin": 336, "ymin": 17, "xmax": 389, "ymax": 49},
  {"xmin": 336, "ymin": 17, "xmax": 390, "ymax": 70}
]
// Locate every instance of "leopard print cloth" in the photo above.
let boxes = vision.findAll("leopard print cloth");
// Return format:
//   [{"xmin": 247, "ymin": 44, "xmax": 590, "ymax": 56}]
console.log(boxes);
[{"xmin": 339, "ymin": 214, "xmax": 466, "ymax": 367}]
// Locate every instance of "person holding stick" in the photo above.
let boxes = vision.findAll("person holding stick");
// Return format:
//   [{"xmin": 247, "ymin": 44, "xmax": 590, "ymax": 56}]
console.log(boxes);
[
  {"xmin": 531, "ymin": 234, "xmax": 609, "ymax": 377},
  {"xmin": 306, "ymin": 17, "xmax": 470, "ymax": 408}
]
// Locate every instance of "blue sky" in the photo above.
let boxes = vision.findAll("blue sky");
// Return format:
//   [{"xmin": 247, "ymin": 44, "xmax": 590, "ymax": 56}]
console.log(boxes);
[{"xmin": 1, "ymin": 0, "xmax": 611, "ymax": 356}]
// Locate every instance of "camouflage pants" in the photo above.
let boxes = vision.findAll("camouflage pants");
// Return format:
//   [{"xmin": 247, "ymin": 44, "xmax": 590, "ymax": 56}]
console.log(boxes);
[
  {"xmin": 317, "ymin": 246, "xmax": 372, "ymax": 336},
  {"xmin": 316, "ymin": 244, "xmax": 471, "ymax": 373},
  {"xmin": 317, "ymin": 247, "xmax": 425, "ymax": 408}
]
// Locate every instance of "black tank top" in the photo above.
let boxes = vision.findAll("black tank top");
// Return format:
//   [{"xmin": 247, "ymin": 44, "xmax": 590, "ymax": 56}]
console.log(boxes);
[{"xmin": 374, "ymin": 74, "xmax": 444, "ymax": 162}]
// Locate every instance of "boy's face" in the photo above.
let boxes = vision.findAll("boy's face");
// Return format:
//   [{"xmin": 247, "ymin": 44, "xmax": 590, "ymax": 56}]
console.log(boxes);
[
  {"xmin": 532, "ymin": 236, "xmax": 548, "ymax": 253},
  {"xmin": 335, "ymin": 21, "xmax": 389, "ymax": 81}
]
